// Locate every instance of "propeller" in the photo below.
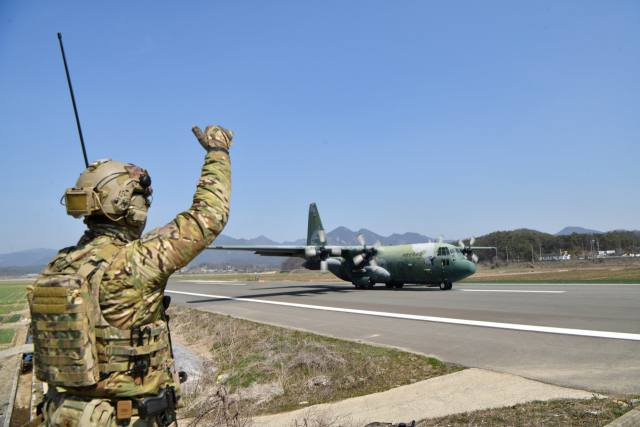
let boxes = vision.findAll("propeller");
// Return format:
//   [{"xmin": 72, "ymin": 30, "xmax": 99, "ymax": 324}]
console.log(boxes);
[
  {"xmin": 353, "ymin": 234, "xmax": 382, "ymax": 267},
  {"xmin": 439, "ymin": 235, "xmax": 444, "ymax": 243},
  {"xmin": 306, "ymin": 229, "xmax": 343, "ymax": 273},
  {"xmin": 458, "ymin": 236, "xmax": 479, "ymax": 263}
]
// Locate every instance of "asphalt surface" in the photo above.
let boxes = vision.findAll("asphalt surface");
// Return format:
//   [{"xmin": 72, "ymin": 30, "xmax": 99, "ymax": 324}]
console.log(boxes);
[{"xmin": 166, "ymin": 279, "xmax": 640, "ymax": 394}]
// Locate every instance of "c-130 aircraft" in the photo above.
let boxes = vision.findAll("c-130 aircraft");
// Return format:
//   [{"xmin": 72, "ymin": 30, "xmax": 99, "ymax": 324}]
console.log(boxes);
[{"xmin": 208, "ymin": 203, "xmax": 495, "ymax": 290}]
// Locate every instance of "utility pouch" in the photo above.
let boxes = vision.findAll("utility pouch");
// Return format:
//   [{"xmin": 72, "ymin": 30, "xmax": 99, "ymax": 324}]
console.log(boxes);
[
  {"xmin": 30, "ymin": 270, "xmax": 99, "ymax": 387},
  {"xmin": 137, "ymin": 387, "xmax": 177, "ymax": 427}
]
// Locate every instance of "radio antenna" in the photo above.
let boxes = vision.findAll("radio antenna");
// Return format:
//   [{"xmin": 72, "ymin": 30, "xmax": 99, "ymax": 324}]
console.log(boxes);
[{"xmin": 57, "ymin": 33, "xmax": 89, "ymax": 168}]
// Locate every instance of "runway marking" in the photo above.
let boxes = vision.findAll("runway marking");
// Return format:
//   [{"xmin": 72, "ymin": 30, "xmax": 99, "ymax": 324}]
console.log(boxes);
[
  {"xmin": 454, "ymin": 289, "xmax": 565, "ymax": 293},
  {"xmin": 166, "ymin": 290, "xmax": 640, "ymax": 341},
  {"xmin": 179, "ymin": 281, "xmax": 246, "ymax": 286}
]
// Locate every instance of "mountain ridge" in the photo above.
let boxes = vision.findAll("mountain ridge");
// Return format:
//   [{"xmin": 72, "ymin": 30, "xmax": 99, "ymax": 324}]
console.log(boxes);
[{"xmin": 1, "ymin": 226, "xmax": 628, "ymax": 268}]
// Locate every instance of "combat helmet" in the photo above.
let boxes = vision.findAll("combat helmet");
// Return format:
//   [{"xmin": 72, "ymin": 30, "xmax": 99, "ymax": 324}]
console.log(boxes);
[{"xmin": 63, "ymin": 159, "xmax": 152, "ymax": 232}]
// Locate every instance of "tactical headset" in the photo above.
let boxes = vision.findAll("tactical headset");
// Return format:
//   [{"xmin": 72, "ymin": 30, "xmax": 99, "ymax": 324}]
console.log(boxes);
[{"xmin": 62, "ymin": 159, "xmax": 152, "ymax": 230}]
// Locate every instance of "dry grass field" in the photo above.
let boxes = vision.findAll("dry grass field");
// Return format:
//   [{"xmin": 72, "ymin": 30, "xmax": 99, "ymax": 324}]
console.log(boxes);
[
  {"xmin": 167, "ymin": 305, "xmax": 461, "ymax": 425},
  {"xmin": 175, "ymin": 258, "xmax": 640, "ymax": 285},
  {"xmin": 414, "ymin": 398, "xmax": 637, "ymax": 427},
  {"xmin": 467, "ymin": 259, "xmax": 640, "ymax": 283}
]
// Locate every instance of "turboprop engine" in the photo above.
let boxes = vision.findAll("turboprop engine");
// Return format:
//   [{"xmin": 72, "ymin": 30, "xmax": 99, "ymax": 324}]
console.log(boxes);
[{"xmin": 365, "ymin": 265, "xmax": 391, "ymax": 283}]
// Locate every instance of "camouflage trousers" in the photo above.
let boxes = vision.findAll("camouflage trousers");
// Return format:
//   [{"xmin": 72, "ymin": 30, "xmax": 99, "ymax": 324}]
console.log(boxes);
[{"xmin": 34, "ymin": 390, "xmax": 174, "ymax": 427}]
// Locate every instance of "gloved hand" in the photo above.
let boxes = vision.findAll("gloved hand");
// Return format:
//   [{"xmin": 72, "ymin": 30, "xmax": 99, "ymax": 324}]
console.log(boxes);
[{"xmin": 192, "ymin": 125, "xmax": 234, "ymax": 152}]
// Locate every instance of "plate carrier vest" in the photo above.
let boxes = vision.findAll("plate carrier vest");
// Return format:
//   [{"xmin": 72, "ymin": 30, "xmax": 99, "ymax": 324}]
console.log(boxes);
[{"xmin": 29, "ymin": 241, "xmax": 172, "ymax": 387}]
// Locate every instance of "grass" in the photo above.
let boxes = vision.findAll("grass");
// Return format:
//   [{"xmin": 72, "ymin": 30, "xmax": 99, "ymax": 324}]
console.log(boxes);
[
  {"xmin": 463, "ymin": 266, "xmax": 640, "ymax": 284},
  {"xmin": 414, "ymin": 397, "xmax": 637, "ymax": 427},
  {"xmin": 465, "ymin": 279, "xmax": 640, "ymax": 284},
  {"xmin": 167, "ymin": 305, "xmax": 461, "ymax": 423},
  {"xmin": 174, "ymin": 263, "xmax": 640, "ymax": 285},
  {"xmin": 174, "ymin": 270, "xmax": 343, "ymax": 283},
  {"xmin": 6, "ymin": 314, "xmax": 21, "ymax": 323},
  {"xmin": 0, "ymin": 283, "xmax": 29, "ymax": 318},
  {"xmin": 0, "ymin": 328, "xmax": 15, "ymax": 344}
]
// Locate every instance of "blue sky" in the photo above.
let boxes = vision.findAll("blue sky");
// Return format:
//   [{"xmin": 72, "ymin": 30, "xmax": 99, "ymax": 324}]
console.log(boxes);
[{"xmin": 0, "ymin": 1, "xmax": 638, "ymax": 253}]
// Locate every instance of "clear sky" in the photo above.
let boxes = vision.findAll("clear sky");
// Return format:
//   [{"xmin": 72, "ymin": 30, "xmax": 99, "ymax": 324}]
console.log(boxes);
[{"xmin": 1, "ymin": 1, "xmax": 638, "ymax": 254}]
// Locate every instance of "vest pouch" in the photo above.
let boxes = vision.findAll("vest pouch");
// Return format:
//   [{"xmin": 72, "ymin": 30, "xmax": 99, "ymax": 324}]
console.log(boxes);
[{"xmin": 30, "ymin": 271, "xmax": 99, "ymax": 387}]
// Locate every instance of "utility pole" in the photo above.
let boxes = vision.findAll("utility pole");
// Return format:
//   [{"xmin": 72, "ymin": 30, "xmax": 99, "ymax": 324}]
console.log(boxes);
[
  {"xmin": 531, "ymin": 245, "xmax": 534, "ymax": 263},
  {"xmin": 506, "ymin": 247, "xmax": 509, "ymax": 263},
  {"xmin": 539, "ymin": 243, "xmax": 542, "ymax": 261}
]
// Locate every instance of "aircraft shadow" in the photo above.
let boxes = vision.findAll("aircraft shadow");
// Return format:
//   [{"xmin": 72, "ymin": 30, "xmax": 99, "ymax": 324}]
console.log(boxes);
[{"xmin": 184, "ymin": 283, "xmax": 442, "ymax": 304}]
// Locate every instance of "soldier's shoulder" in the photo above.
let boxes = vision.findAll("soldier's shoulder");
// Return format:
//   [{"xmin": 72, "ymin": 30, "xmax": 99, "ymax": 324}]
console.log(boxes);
[{"xmin": 139, "ymin": 227, "xmax": 161, "ymax": 243}]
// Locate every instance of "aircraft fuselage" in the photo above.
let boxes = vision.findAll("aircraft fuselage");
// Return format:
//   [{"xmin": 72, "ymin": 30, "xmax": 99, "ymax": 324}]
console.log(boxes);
[{"xmin": 306, "ymin": 242, "xmax": 476, "ymax": 289}]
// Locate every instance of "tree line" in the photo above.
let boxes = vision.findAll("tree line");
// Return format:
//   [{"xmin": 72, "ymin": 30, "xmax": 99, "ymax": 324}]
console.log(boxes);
[{"xmin": 468, "ymin": 230, "xmax": 640, "ymax": 263}]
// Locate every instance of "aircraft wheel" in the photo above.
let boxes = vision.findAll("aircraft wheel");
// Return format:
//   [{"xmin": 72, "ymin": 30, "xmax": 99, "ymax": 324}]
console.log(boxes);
[
  {"xmin": 385, "ymin": 283, "xmax": 394, "ymax": 289},
  {"xmin": 446, "ymin": 282, "xmax": 453, "ymax": 290},
  {"xmin": 439, "ymin": 283, "xmax": 447, "ymax": 290},
  {"xmin": 367, "ymin": 279, "xmax": 375, "ymax": 289},
  {"xmin": 394, "ymin": 283, "xmax": 404, "ymax": 289}
]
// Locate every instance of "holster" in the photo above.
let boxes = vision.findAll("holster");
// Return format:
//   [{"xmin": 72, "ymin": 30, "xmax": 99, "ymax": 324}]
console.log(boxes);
[{"xmin": 137, "ymin": 386, "xmax": 177, "ymax": 427}]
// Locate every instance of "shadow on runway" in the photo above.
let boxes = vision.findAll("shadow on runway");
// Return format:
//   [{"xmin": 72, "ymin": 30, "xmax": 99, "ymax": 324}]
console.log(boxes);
[{"xmin": 183, "ymin": 283, "xmax": 443, "ymax": 304}]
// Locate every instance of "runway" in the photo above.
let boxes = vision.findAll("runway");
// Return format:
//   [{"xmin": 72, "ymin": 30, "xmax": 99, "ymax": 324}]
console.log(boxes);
[{"xmin": 166, "ymin": 279, "xmax": 640, "ymax": 394}]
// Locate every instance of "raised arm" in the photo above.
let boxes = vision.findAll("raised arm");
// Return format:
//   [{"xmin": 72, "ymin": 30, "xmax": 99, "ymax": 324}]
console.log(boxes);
[{"xmin": 107, "ymin": 125, "xmax": 233, "ymax": 286}]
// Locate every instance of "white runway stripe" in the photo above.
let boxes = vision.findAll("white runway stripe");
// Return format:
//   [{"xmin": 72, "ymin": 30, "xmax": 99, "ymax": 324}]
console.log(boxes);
[
  {"xmin": 166, "ymin": 290, "xmax": 640, "ymax": 341},
  {"xmin": 455, "ymin": 289, "xmax": 565, "ymax": 293},
  {"xmin": 179, "ymin": 281, "xmax": 246, "ymax": 286}
]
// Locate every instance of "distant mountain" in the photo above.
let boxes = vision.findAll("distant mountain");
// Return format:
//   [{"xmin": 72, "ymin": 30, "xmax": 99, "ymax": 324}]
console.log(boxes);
[
  {"xmin": 325, "ymin": 227, "xmax": 435, "ymax": 246},
  {"xmin": 555, "ymin": 226, "xmax": 603, "ymax": 236},
  {"xmin": 187, "ymin": 227, "xmax": 435, "ymax": 267},
  {"xmin": 0, "ymin": 248, "xmax": 57, "ymax": 268}
]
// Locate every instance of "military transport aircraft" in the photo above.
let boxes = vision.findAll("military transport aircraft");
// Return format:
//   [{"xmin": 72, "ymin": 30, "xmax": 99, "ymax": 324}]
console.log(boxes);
[{"xmin": 207, "ymin": 203, "xmax": 495, "ymax": 290}]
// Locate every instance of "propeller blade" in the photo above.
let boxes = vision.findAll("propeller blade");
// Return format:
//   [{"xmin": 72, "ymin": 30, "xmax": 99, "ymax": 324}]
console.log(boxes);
[
  {"xmin": 439, "ymin": 235, "xmax": 444, "ymax": 243},
  {"xmin": 305, "ymin": 247, "xmax": 317, "ymax": 258},
  {"xmin": 353, "ymin": 254, "xmax": 364, "ymax": 266},
  {"xmin": 472, "ymin": 253, "xmax": 478, "ymax": 263},
  {"xmin": 318, "ymin": 229, "xmax": 326, "ymax": 246},
  {"xmin": 330, "ymin": 247, "xmax": 342, "ymax": 257},
  {"xmin": 369, "ymin": 258, "xmax": 378, "ymax": 268},
  {"xmin": 470, "ymin": 236, "xmax": 476, "ymax": 246},
  {"xmin": 357, "ymin": 234, "xmax": 366, "ymax": 247},
  {"xmin": 373, "ymin": 240, "xmax": 382, "ymax": 248},
  {"xmin": 320, "ymin": 260, "xmax": 328, "ymax": 273},
  {"xmin": 458, "ymin": 239, "xmax": 465, "ymax": 249}
]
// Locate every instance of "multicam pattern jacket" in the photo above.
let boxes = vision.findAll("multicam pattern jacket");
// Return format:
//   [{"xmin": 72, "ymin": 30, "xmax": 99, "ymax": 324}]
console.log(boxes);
[{"xmin": 43, "ymin": 150, "xmax": 231, "ymax": 398}]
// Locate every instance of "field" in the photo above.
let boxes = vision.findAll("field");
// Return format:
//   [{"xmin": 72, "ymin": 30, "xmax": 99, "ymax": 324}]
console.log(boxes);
[
  {"xmin": 167, "ymin": 305, "xmax": 461, "ymax": 423},
  {"xmin": 465, "ymin": 260, "xmax": 640, "ymax": 284},
  {"xmin": 173, "ymin": 258, "xmax": 640, "ymax": 285},
  {"xmin": 0, "ymin": 282, "xmax": 29, "ymax": 324}
]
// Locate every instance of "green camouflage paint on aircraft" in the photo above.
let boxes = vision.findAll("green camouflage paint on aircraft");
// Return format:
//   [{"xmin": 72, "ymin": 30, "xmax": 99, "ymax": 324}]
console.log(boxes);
[{"xmin": 207, "ymin": 203, "xmax": 496, "ymax": 290}]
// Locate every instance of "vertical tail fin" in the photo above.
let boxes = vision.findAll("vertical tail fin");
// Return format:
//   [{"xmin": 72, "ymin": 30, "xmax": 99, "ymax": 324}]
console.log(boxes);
[{"xmin": 307, "ymin": 203, "xmax": 325, "ymax": 246}]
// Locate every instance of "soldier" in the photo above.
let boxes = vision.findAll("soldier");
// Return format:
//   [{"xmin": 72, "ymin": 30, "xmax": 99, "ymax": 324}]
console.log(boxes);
[{"xmin": 28, "ymin": 125, "xmax": 233, "ymax": 426}]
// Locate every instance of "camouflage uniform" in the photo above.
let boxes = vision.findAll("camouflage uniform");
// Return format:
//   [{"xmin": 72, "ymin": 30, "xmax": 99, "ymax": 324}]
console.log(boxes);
[{"xmin": 33, "ymin": 126, "xmax": 232, "ymax": 427}]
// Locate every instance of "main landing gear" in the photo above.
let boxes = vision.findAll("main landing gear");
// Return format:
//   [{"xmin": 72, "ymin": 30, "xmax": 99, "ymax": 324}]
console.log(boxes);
[
  {"xmin": 439, "ymin": 282, "xmax": 452, "ymax": 291},
  {"xmin": 385, "ymin": 282, "xmax": 403, "ymax": 289},
  {"xmin": 354, "ymin": 279, "xmax": 375, "ymax": 289}
]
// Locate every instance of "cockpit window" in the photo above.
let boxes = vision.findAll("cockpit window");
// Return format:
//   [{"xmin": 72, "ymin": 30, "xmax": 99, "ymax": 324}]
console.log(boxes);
[{"xmin": 438, "ymin": 247, "xmax": 450, "ymax": 256}]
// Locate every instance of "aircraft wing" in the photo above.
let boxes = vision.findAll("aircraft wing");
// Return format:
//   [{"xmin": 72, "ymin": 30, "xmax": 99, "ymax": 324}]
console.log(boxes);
[{"xmin": 207, "ymin": 245, "xmax": 308, "ymax": 257}]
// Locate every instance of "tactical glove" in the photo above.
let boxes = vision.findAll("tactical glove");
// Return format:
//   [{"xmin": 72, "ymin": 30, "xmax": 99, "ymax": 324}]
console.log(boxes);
[{"xmin": 192, "ymin": 125, "xmax": 234, "ymax": 152}]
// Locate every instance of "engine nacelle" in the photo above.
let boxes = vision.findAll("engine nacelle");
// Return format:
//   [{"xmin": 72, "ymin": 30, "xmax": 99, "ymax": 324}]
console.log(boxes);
[{"xmin": 365, "ymin": 266, "xmax": 391, "ymax": 283}]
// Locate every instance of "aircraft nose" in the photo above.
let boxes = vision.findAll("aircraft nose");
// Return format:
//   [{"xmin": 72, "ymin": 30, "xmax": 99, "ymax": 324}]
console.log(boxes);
[{"xmin": 454, "ymin": 259, "xmax": 476, "ymax": 280}]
